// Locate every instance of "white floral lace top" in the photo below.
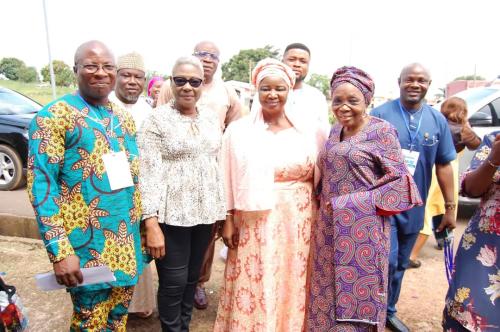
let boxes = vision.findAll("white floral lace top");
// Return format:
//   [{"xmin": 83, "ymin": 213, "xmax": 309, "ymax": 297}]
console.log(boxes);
[{"xmin": 138, "ymin": 103, "xmax": 226, "ymax": 226}]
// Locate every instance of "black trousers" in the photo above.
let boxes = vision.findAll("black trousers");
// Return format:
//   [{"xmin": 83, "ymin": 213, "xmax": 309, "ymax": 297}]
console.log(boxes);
[{"xmin": 156, "ymin": 223, "xmax": 212, "ymax": 332}]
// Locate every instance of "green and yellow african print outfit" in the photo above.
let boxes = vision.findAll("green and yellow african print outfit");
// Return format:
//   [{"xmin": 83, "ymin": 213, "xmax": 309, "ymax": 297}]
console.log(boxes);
[
  {"xmin": 70, "ymin": 286, "xmax": 134, "ymax": 332},
  {"xmin": 28, "ymin": 93, "xmax": 147, "ymax": 293}
]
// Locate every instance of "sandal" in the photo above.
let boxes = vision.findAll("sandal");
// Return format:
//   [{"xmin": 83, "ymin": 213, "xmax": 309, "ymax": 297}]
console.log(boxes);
[{"xmin": 408, "ymin": 259, "xmax": 421, "ymax": 268}]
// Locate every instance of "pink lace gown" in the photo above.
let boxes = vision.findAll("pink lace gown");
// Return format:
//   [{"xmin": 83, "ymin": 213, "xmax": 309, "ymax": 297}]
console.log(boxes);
[{"xmin": 214, "ymin": 127, "xmax": 316, "ymax": 332}]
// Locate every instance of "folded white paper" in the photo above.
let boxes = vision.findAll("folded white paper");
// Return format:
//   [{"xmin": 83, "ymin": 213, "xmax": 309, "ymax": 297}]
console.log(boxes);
[{"xmin": 35, "ymin": 266, "xmax": 116, "ymax": 291}]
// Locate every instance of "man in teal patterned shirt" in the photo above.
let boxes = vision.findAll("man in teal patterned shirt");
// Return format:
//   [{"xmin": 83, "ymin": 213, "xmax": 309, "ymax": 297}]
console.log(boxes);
[{"xmin": 28, "ymin": 40, "xmax": 146, "ymax": 331}]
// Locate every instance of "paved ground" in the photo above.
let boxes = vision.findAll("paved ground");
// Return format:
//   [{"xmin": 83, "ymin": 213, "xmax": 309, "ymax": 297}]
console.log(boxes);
[
  {"xmin": 0, "ymin": 188, "xmax": 34, "ymax": 218},
  {"xmin": 0, "ymin": 187, "xmax": 474, "ymax": 331}
]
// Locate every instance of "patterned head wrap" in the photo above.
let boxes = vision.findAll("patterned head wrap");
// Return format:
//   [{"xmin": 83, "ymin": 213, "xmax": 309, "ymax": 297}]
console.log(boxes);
[
  {"xmin": 330, "ymin": 66, "xmax": 375, "ymax": 105},
  {"xmin": 147, "ymin": 76, "xmax": 164, "ymax": 97},
  {"xmin": 251, "ymin": 58, "xmax": 296, "ymax": 89},
  {"xmin": 116, "ymin": 52, "xmax": 145, "ymax": 73}
]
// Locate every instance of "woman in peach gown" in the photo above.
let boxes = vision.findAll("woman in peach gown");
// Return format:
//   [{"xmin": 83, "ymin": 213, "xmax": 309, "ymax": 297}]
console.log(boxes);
[{"xmin": 213, "ymin": 58, "xmax": 326, "ymax": 332}]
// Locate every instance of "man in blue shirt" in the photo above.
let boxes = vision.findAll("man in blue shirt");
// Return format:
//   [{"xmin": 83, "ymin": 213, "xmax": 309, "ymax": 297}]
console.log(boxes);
[{"xmin": 371, "ymin": 63, "xmax": 457, "ymax": 332}]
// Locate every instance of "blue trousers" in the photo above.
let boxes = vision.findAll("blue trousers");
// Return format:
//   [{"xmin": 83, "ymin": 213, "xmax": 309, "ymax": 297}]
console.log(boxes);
[{"xmin": 387, "ymin": 217, "xmax": 419, "ymax": 317}]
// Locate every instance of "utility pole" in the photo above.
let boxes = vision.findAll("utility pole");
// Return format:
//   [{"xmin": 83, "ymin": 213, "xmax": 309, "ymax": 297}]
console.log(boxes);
[
  {"xmin": 43, "ymin": 0, "xmax": 56, "ymax": 100},
  {"xmin": 473, "ymin": 64, "xmax": 477, "ymax": 88}
]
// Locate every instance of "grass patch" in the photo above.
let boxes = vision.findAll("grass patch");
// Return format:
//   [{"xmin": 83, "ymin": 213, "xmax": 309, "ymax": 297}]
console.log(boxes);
[{"xmin": 0, "ymin": 80, "xmax": 74, "ymax": 106}]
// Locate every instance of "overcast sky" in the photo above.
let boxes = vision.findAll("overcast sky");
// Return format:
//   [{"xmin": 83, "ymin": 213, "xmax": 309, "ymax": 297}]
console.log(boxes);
[{"xmin": 1, "ymin": 0, "xmax": 499, "ymax": 97}]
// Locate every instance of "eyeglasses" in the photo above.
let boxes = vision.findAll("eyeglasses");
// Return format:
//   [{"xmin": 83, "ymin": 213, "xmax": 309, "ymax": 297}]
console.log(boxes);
[
  {"xmin": 332, "ymin": 99, "xmax": 363, "ymax": 108},
  {"xmin": 171, "ymin": 76, "xmax": 203, "ymax": 88},
  {"xmin": 193, "ymin": 51, "xmax": 219, "ymax": 62},
  {"xmin": 77, "ymin": 64, "xmax": 116, "ymax": 74}
]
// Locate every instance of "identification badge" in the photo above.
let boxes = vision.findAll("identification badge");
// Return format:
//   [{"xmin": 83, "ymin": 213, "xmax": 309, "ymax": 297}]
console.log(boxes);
[
  {"xmin": 101, "ymin": 151, "xmax": 134, "ymax": 190},
  {"xmin": 401, "ymin": 149, "xmax": 419, "ymax": 176}
]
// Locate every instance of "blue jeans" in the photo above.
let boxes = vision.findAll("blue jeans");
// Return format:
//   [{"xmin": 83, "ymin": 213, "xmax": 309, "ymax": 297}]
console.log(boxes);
[{"xmin": 387, "ymin": 217, "xmax": 419, "ymax": 317}]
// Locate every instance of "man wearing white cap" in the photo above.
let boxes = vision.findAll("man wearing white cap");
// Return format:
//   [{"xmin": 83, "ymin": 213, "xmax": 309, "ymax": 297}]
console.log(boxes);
[
  {"xmin": 109, "ymin": 52, "xmax": 152, "ymax": 133},
  {"xmin": 109, "ymin": 51, "xmax": 155, "ymax": 318}
]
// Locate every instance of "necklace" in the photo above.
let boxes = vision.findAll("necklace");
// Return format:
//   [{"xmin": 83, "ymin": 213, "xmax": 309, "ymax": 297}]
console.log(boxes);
[{"xmin": 190, "ymin": 122, "xmax": 199, "ymax": 135}]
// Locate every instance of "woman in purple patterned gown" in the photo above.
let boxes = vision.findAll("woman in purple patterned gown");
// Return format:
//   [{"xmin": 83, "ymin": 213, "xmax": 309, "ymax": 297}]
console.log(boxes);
[{"xmin": 306, "ymin": 67, "xmax": 423, "ymax": 331}]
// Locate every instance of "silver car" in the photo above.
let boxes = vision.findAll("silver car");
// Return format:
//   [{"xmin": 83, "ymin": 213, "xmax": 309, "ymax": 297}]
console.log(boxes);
[{"xmin": 434, "ymin": 86, "xmax": 500, "ymax": 205}]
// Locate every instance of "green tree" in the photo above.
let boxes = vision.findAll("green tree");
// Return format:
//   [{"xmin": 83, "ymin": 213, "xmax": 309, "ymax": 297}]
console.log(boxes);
[
  {"xmin": 453, "ymin": 74, "xmax": 486, "ymax": 81},
  {"xmin": 18, "ymin": 66, "xmax": 38, "ymax": 83},
  {"xmin": 307, "ymin": 73, "xmax": 330, "ymax": 98},
  {"xmin": 146, "ymin": 71, "xmax": 168, "ymax": 83},
  {"xmin": 221, "ymin": 45, "xmax": 279, "ymax": 82},
  {"xmin": 41, "ymin": 60, "xmax": 75, "ymax": 87},
  {"xmin": 0, "ymin": 57, "xmax": 26, "ymax": 80}
]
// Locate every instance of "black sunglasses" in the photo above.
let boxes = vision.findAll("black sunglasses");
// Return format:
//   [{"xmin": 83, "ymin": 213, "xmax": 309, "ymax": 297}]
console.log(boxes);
[{"xmin": 171, "ymin": 76, "xmax": 203, "ymax": 88}]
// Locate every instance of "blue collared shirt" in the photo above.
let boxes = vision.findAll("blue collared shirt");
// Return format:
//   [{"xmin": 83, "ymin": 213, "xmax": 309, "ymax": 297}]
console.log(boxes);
[{"xmin": 370, "ymin": 99, "xmax": 456, "ymax": 234}]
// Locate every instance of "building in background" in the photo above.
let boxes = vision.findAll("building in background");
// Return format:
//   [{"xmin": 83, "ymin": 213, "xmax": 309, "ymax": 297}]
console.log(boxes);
[
  {"xmin": 446, "ymin": 79, "xmax": 489, "ymax": 97},
  {"xmin": 226, "ymin": 80, "xmax": 254, "ymax": 114}
]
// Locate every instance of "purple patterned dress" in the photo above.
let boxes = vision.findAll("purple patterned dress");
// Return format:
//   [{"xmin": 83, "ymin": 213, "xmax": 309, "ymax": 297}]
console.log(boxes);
[{"xmin": 307, "ymin": 117, "xmax": 422, "ymax": 331}]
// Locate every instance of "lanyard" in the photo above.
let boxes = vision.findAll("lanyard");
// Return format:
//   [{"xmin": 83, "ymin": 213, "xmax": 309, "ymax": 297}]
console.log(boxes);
[
  {"xmin": 398, "ymin": 100, "xmax": 423, "ymax": 151},
  {"xmin": 77, "ymin": 93, "xmax": 118, "ymax": 151}
]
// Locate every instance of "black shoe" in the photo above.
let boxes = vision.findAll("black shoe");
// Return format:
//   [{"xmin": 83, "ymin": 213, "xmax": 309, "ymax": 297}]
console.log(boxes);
[{"xmin": 386, "ymin": 315, "xmax": 410, "ymax": 332}]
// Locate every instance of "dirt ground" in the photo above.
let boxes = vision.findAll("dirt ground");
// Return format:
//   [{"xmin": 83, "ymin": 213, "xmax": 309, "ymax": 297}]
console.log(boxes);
[{"xmin": 0, "ymin": 214, "xmax": 470, "ymax": 332}]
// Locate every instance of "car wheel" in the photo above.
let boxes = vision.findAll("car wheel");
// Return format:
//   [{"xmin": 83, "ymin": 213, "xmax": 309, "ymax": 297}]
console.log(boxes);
[{"xmin": 0, "ymin": 144, "xmax": 25, "ymax": 191}]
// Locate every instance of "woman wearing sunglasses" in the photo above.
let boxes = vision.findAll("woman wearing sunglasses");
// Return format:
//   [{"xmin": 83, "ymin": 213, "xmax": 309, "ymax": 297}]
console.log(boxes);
[{"xmin": 137, "ymin": 56, "xmax": 225, "ymax": 331}]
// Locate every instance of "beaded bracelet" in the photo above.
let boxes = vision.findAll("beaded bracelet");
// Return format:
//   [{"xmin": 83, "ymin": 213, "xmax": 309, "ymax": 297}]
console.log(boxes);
[{"xmin": 444, "ymin": 202, "xmax": 456, "ymax": 211}]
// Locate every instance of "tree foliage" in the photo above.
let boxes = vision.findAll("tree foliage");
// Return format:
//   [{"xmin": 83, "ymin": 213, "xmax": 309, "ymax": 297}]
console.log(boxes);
[
  {"xmin": 146, "ymin": 71, "xmax": 168, "ymax": 83},
  {"xmin": 18, "ymin": 66, "xmax": 38, "ymax": 83},
  {"xmin": 41, "ymin": 60, "xmax": 75, "ymax": 87},
  {"xmin": 453, "ymin": 74, "xmax": 486, "ymax": 81},
  {"xmin": 307, "ymin": 73, "xmax": 330, "ymax": 98},
  {"xmin": 221, "ymin": 45, "xmax": 279, "ymax": 82},
  {"xmin": 0, "ymin": 57, "xmax": 26, "ymax": 80}
]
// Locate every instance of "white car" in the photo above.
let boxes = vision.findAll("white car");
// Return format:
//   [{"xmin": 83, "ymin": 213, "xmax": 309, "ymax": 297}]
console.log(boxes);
[{"xmin": 434, "ymin": 86, "xmax": 500, "ymax": 205}]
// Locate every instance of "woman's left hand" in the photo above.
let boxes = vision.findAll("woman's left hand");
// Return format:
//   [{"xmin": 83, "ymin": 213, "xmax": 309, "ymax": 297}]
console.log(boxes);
[{"xmin": 144, "ymin": 217, "xmax": 166, "ymax": 259}]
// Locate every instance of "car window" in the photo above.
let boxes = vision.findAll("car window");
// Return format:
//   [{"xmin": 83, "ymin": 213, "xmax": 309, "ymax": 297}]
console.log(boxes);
[
  {"xmin": 460, "ymin": 88, "xmax": 500, "ymax": 112},
  {"xmin": 0, "ymin": 90, "xmax": 42, "ymax": 115},
  {"xmin": 490, "ymin": 98, "xmax": 500, "ymax": 125}
]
